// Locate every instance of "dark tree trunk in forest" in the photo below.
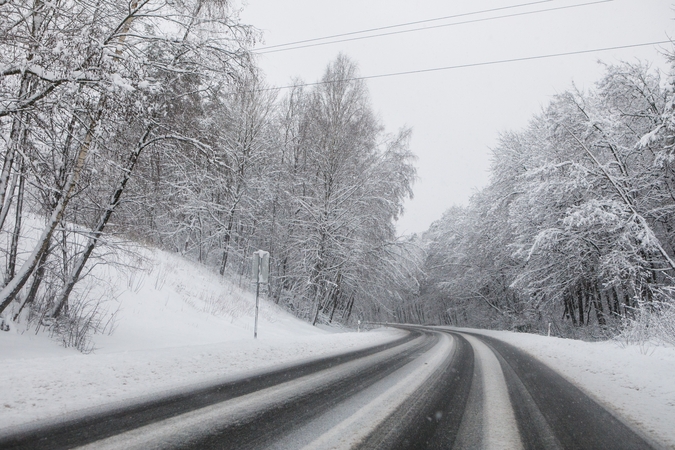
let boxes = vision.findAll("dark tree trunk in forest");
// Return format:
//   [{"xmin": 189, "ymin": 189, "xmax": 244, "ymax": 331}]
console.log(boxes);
[
  {"xmin": 311, "ymin": 285, "xmax": 323, "ymax": 326},
  {"xmin": 344, "ymin": 294, "xmax": 355, "ymax": 321},
  {"xmin": 329, "ymin": 298, "xmax": 338, "ymax": 323},
  {"xmin": 624, "ymin": 290, "xmax": 634, "ymax": 313},
  {"xmin": 13, "ymin": 247, "xmax": 50, "ymax": 322},
  {"xmin": 219, "ymin": 210, "xmax": 236, "ymax": 275},
  {"xmin": 611, "ymin": 288, "xmax": 620, "ymax": 316},
  {"xmin": 6, "ymin": 158, "xmax": 25, "ymax": 285},
  {"xmin": 583, "ymin": 285, "xmax": 593, "ymax": 325},
  {"xmin": 576, "ymin": 284, "xmax": 584, "ymax": 326},
  {"xmin": 564, "ymin": 291, "xmax": 578, "ymax": 326},
  {"xmin": 593, "ymin": 283, "xmax": 606, "ymax": 327}
]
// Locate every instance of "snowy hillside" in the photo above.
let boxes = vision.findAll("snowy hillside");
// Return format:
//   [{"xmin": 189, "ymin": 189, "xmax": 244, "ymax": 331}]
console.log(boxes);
[{"xmin": 0, "ymin": 243, "xmax": 401, "ymax": 429}]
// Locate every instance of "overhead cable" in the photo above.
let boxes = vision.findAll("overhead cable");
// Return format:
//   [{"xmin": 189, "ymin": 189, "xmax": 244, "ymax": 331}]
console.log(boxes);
[
  {"xmin": 255, "ymin": 0, "xmax": 558, "ymax": 52},
  {"xmin": 256, "ymin": 0, "xmax": 614, "ymax": 54},
  {"xmin": 261, "ymin": 40, "xmax": 672, "ymax": 91}
]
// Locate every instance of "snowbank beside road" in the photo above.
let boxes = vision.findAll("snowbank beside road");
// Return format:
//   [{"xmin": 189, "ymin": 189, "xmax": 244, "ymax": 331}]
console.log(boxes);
[
  {"xmin": 457, "ymin": 327, "xmax": 675, "ymax": 449},
  {"xmin": 0, "ymin": 327, "xmax": 401, "ymax": 430}
]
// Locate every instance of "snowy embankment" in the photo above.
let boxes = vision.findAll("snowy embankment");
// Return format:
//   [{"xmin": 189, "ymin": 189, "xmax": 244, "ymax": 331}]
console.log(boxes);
[
  {"xmin": 458, "ymin": 327, "xmax": 675, "ymax": 449},
  {"xmin": 0, "ymin": 244, "xmax": 401, "ymax": 431}
]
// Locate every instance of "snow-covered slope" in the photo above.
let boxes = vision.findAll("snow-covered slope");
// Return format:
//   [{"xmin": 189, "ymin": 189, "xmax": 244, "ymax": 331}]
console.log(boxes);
[{"xmin": 0, "ymin": 244, "xmax": 400, "ymax": 429}]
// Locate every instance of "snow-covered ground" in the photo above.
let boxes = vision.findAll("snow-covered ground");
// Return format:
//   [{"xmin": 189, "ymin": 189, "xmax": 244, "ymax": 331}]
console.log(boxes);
[
  {"xmin": 459, "ymin": 327, "xmax": 675, "ymax": 449},
  {"xmin": 0, "ymin": 245, "xmax": 401, "ymax": 430},
  {"xmin": 1, "ymin": 238, "xmax": 674, "ymax": 449}
]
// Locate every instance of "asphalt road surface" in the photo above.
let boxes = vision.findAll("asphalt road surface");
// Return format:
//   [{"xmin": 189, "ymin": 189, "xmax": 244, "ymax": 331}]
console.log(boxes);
[{"xmin": 0, "ymin": 326, "xmax": 658, "ymax": 449}]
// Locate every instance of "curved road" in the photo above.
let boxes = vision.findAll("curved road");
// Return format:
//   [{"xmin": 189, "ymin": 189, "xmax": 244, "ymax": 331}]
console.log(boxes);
[{"xmin": 0, "ymin": 327, "xmax": 658, "ymax": 449}]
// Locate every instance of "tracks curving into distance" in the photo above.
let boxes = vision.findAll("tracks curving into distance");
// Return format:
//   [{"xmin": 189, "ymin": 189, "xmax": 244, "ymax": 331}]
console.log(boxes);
[{"xmin": 0, "ymin": 326, "xmax": 658, "ymax": 449}]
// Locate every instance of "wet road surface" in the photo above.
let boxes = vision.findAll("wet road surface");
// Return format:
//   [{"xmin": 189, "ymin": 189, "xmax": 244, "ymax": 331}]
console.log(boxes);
[{"xmin": 0, "ymin": 326, "xmax": 657, "ymax": 449}]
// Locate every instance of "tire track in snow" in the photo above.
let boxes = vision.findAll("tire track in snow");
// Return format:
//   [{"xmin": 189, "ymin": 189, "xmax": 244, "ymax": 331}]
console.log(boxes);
[
  {"xmin": 0, "ymin": 330, "xmax": 421, "ymax": 450},
  {"xmin": 299, "ymin": 333, "xmax": 455, "ymax": 449},
  {"xmin": 1, "ymin": 325, "xmax": 658, "ymax": 449},
  {"xmin": 461, "ymin": 331, "xmax": 657, "ymax": 450},
  {"xmin": 456, "ymin": 333, "xmax": 523, "ymax": 450}
]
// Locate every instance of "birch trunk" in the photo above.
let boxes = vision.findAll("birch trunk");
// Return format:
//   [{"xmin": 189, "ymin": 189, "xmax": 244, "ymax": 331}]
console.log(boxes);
[
  {"xmin": 0, "ymin": 109, "xmax": 25, "ymax": 228},
  {"xmin": 0, "ymin": 164, "xmax": 19, "ymax": 233},
  {"xmin": 0, "ymin": 101, "xmax": 104, "ymax": 316},
  {"xmin": 13, "ymin": 246, "xmax": 50, "ymax": 321}
]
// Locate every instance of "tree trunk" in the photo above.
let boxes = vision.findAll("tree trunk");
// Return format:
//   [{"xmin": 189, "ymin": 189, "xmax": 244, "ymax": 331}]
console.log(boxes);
[
  {"xmin": 344, "ymin": 294, "xmax": 355, "ymax": 321},
  {"xmin": 219, "ymin": 209, "xmax": 236, "ymax": 275},
  {"xmin": 563, "ymin": 291, "xmax": 576, "ymax": 325},
  {"xmin": 311, "ymin": 284, "xmax": 323, "ymax": 326},
  {"xmin": 0, "ymin": 77, "xmax": 31, "ymax": 223},
  {"xmin": 593, "ymin": 284, "xmax": 606, "ymax": 327},
  {"xmin": 0, "ymin": 0, "xmax": 43, "ymax": 220},
  {"xmin": 13, "ymin": 247, "xmax": 50, "ymax": 322},
  {"xmin": 611, "ymin": 287, "xmax": 620, "ymax": 316},
  {"xmin": 0, "ymin": 99, "xmax": 105, "ymax": 316},
  {"xmin": 0, "ymin": 167, "xmax": 19, "ymax": 233},
  {"xmin": 576, "ymin": 284, "xmax": 584, "ymax": 326},
  {"xmin": 328, "ymin": 300, "xmax": 337, "ymax": 323},
  {"xmin": 5, "ymin": 157, "xmax": 25, "ymax": 285},
  {"xmin": 50, "ymin": 126, "xmax": 152, "ymax": 318}
]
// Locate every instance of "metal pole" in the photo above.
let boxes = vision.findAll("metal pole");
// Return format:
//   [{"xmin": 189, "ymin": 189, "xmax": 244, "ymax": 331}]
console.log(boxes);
[{"xmin": 254, "ymin": 270, "xmax": 260, "ymax": 339}]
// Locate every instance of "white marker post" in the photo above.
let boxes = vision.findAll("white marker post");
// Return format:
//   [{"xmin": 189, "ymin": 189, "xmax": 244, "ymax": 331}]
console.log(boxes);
[{"xmin": 251, "ymin": 250, "xmax": 269, "ymax": 339}]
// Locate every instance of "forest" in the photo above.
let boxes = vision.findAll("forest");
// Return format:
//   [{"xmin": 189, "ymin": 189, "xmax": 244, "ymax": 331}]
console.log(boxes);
[
  {"xmin": 419, "ymin": 59, "xmax": 675, "ymax": 342},
  {"xmin": 1, "ymin": 0, "xmax": 674, "ymax": 346},
  {"xmin": 0, "ymin": 0, "xmax": 417, "ymax": 343}
]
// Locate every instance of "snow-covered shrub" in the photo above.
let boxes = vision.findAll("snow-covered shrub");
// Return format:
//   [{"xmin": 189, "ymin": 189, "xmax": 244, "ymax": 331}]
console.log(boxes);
[
  {"xmin": 45, "ymin": 289, "xmax": 119, "ymax": 354},
  {"xmin": 616, "ymin": 301, "xmax": 675, "ymax": 347}
]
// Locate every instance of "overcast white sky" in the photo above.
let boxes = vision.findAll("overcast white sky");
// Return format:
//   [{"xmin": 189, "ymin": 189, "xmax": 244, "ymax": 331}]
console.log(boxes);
[{"xmin": 239, "ymin": 0, "xmax": 674, "ymax": 235}]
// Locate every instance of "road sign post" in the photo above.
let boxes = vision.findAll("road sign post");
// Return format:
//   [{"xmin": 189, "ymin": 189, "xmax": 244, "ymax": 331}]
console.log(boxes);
[{"xmin": 252, "ymin": 250, "xmax": 269, "ymax": 339}]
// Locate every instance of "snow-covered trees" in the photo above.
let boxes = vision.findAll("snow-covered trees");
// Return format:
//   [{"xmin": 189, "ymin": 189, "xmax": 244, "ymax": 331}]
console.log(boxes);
[
  {"xmin": 0, "ymin": 4, "xmax": 416, "ymax": 341},
  {"xmin": 126, "ymin": 55, "xmax": 418, "ymax": 324},
  {"xmin": 0, "ymin": 0, "xmax": 256, "ymax": 337},
  {"xmin": 422, "ymin": 59, "xmax": 675, "ymax": 337},
  {"xmin": 0, "ymin": 6, "xmax": 418, "ymax": 342},
  {"xmin": 268, "ymin": 56, "xmax": 416, "ymax": 324}
]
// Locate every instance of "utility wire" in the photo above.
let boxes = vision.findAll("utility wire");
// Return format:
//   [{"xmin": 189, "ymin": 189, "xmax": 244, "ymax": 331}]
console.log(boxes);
[
  {"xmin": 256, "ymin": 0, "xmax": 613, "ymax": 55},
  {"xmin": 262, "ymin": 40, "xmax": 671, "ymax": 91},
  {"xmin": 256, "ymin": 0, "xmax": 557, "ymax": 51}
]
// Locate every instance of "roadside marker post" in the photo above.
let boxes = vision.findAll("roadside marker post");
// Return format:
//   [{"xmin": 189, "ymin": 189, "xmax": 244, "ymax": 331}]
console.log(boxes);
[{"xmin": 252, "ymin": 250, "xmax": 269, "ymax": 339}]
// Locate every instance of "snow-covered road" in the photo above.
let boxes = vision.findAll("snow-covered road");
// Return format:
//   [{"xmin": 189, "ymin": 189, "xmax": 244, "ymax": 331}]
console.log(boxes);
[{"xmin": 1, "ymin": 327, "xmax": 659, "ymax": 449}]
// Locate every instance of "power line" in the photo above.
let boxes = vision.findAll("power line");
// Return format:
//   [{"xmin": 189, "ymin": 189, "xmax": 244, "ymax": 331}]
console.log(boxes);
[
  {"xmin": 262, "ymin": 40, "xmax": 671, "ymax": 91},
  {"xmin": 256, "ymin": 0, "xmax": 613, "ymax": 55},
  {"xmin": 258, "ymin": 0, "xmax": 611, "ymax": 54},
  {"xmin": 256, "ymin": 0, "xmax": 557, "ymax": 52}
]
